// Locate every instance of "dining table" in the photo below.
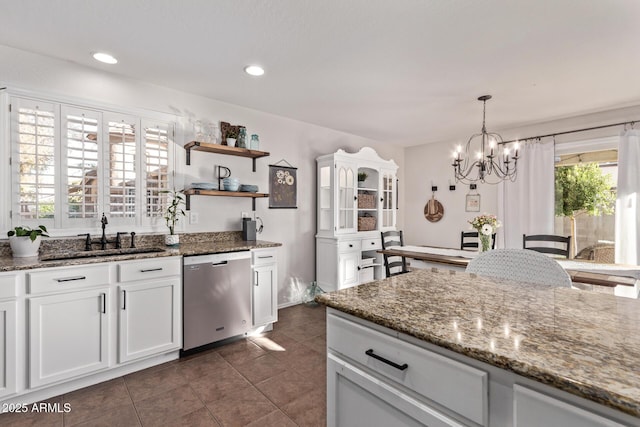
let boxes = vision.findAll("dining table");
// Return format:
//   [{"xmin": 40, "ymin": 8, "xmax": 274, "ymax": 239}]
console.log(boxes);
[{"xmin": 378, "ymin": 245, "xmax": 639, "ymax": 298}]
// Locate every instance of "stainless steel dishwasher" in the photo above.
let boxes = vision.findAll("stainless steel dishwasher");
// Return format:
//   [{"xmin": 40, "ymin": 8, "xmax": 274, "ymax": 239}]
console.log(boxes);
[{"xmin": 182, "ymin": 251, "xmax": 251, "ymax": 352}]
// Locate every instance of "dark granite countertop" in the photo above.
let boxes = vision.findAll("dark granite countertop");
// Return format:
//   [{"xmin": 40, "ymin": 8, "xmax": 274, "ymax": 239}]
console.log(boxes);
[
  {"xmin": 0, "ymin": 234, "xmax": 280, "ymax": 272},
  {"xmin": 316, "ymin": 268, "xmax": 640, "ymax": 417}
]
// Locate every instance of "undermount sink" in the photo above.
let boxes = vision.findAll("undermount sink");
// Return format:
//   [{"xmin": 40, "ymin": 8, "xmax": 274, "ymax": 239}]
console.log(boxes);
[{"xmin": 40, "ymin": 247, "xmax": 167, "ymax": 262}]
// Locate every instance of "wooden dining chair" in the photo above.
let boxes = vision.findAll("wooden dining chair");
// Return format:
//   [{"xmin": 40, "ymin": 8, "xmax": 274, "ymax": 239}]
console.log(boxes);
[
  {"xmin": 381, "ymin": 230, "xmax": 409, "ymax": 277},
  {"xmin": 522, "ymin": 234, "xmax": 571, "ymax": 259},
  {"xmin": 460, "ymin": 231, "xmax": 496, "ymax": 251},
  {"xmin": 466, "ymin": 249, "xmax": 572, "ymax": 287}
]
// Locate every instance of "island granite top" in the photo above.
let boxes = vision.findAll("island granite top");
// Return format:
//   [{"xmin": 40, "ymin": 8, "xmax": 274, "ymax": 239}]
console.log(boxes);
[{"xmin": 316, "ymin": 268, "xmax": 640, "ymax": 417}]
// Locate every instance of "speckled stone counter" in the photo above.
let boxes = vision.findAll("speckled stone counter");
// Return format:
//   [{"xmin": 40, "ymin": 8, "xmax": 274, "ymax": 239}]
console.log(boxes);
[
  {"xmin": 316, "ymin": 268, "xmax": 640, "ymax": 417},
  {"xmin": 0, "ymin": 231, "xmax": 280, "ymax": 272}
]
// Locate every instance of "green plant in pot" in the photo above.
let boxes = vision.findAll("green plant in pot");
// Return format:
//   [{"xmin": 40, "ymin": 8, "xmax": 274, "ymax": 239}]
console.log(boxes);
[
  {"xmin": 7, "ymin": 225, "xmax": 49, "ymax": 258},
  {"xmin": 358, "ymin": 172, "xmax": 368, "ymax": 187},
  {"xmin": 226, "ymin": 128, "xmax": 239, "ymax": 147},
  {"xmin": 161, "ymin": 189, "xmax": 185, "ymax": 246}
]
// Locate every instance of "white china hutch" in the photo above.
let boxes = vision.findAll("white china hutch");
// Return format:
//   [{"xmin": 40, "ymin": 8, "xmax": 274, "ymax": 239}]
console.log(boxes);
[{"xmin": 316, "ymin": 147, "xmax": 398, "ymax": 292}]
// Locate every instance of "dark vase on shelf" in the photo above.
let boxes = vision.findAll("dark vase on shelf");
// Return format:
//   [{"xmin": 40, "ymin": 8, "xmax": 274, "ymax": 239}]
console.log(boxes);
[{"xmin": 237, "ymin": 127, "xmax": 247, "ymax": 148}]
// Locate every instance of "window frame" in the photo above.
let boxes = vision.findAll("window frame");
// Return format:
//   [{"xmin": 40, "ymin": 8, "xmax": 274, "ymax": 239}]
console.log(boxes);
[{"xmin": 3, "ymin": 89, "xmax": 180, "ymax": 235}]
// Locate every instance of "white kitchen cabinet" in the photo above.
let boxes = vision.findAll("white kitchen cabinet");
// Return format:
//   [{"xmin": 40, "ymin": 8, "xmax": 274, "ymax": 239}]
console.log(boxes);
[
  {"xmin": 328, "ymin": 354, "xmax": 465, "ymax": 427},
  {"xmin": 0, "ymin": 273, "xmax": 18, "ymax": 400},
  {"xmin": 328, "ymin": 312, "xmax": 487, "ymax": 426},
  {"xmin": 339, "ymin": 250, "xmax": 360, "ymax": 289},
  {"xmin": 117, "ymin": 257, "xmax": 181, "ymax": 363},
  {"xmin": 118, "ymin": 279, "xmax": 181, "ymax": 363},
  {"xmin": 514, "ymin": 385, "xmax": 626, "ymax": 427},
  {"xmin": 251, "ymin": 249, "xmax": 278, "ymax": 327},
  {"xmin": 0, "ymin": 300, "xmax": 17, "ymax": 399},
  {"xmin": 316, "ymin": 147, "xmax": 398, "ymax": 292},
  {"xmin": 327, "ymin": 309, "xmax": 639, "ymax": 427},
  {"xmin": 29, "ymin": 288, "xmax": 109, "ymax": 388}
]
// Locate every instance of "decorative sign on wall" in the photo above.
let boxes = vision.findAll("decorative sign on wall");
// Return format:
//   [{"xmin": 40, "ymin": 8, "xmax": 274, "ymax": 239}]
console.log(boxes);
[
  {"xmin": 269, "ymin": 160, "xmax": 297, "ymax": 209},
  {"xmin": 466, "ymin": 194, "xmax": 480, "ymax": 212}
]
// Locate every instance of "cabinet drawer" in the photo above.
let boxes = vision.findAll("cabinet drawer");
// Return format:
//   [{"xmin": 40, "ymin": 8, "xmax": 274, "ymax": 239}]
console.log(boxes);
[
  {"xmin": 252, "ymin": 248, "xmax": 277, "ymax": 266},
  {"xmin": 0, "ymin": 273, "xmax": 19, "ymax": 298},
  {"xmin": 28, "ymin": 264, "xmax": 111, "ymax": 294},
  {"xmin": 361, "ymin": 237, "xmax": 382, "ymax": 250},
  {"xmin": 338, "ymin": 240, "xmax": 361, "ymax": 252},
  {"xmin": 328, "ymin": 314, "xmax": 488, "ymax": 426},
  {"xmin": 118, "ymin": 257, "xmax": 181, "ymax": 283}
]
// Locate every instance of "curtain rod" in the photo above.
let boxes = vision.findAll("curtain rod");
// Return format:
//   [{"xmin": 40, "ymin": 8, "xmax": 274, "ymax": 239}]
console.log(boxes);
[{"xmin": 499, "ymin": 119, "xmax": 639, "ymax": 145}]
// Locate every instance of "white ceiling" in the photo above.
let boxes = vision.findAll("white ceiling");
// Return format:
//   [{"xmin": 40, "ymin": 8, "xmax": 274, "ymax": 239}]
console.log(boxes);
[{"xmin": 1, "ymin": 0, "xmax": 639, "ymax": 146}]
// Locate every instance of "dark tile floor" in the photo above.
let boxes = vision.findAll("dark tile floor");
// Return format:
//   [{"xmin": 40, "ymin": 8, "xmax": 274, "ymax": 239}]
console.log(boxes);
[{"xmin": 0, "ymin": 304, "xmax": 327, "ymax": 427}]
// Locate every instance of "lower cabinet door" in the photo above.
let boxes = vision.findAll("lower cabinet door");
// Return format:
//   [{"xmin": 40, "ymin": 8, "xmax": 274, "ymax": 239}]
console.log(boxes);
[
  {"xmin": 514, "ymin": 385, "xmax": 626, "ymax": 427},
  {"xmin": 253, "ymin": 264, "xmax": 277, "ymax": 327},
  {"xmin": 327, "ymin": 354, "xmax": 465, "ymax": 427},
  {"xmin": 29, "ymin": 289, "xmax": 109, "ymax": 388},
  {"xmin": 118, "ymin": 279, "xmax": 181, "ymax": 363},
  {"xmin": 338, "ymin": 251, "xmax": 360, "ymax": 289},
  {"xmin": 0, "ymin": 300, "xmax": 17, "ymax": 398}
]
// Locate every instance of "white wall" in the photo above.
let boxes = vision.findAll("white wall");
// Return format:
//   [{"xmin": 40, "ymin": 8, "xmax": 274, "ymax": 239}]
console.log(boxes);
[
  {"xmin": 0, "ymin": 45, "xmax": 404, "ymax": 306},
  {"xmin": 404, "ymin": 104, "xmax": 640, "ymax": 249}
]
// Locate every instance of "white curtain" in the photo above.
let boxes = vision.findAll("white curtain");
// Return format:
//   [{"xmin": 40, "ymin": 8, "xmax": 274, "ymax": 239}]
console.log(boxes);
[
  {"xmin": 615, "ymin": 129, "xmax": 640, "ymax": 265},
  {"xmin": 498, "ymin": 140, "xmax": 555, "ymax": 248}
]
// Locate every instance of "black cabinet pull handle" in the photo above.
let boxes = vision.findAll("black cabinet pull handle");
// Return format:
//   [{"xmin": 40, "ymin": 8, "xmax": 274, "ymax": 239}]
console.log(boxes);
[
  {"xmin": 122, "ymin": 290, "xmax": 127, "ymax": 310},
  {"xmin": 100, "ymin": 293, "xmax": 106, "ymax": 314},
  {"xmin": 365, "ymin": 349, "xmax": 408, "ymax": 371},
  {"xmin": 56, "ymin": 276, "xmax": 86, "ymax": 283},
  {"xmin": 349, "ymin": 244, "xmax": 353, "ymax": 248},
  {"xmin": 140, "ymin": 267, "xmax": 163, "ymax": 272}
]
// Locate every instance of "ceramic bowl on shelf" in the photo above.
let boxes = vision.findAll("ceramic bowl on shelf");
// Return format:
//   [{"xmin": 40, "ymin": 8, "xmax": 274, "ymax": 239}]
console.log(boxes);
[
  {"xmin": 239, "ymin": 184, "xmax": 259, "ymax": 193},
  {"xmin": 222, "ymin": 177, "xmax": 240, "ymax": 191}
]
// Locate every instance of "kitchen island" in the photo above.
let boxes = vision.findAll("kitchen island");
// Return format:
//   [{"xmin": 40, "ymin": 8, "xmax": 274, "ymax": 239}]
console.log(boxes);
[{"xmin": 316, "ymin": 268, "xmax": 640, "ymax": 426}]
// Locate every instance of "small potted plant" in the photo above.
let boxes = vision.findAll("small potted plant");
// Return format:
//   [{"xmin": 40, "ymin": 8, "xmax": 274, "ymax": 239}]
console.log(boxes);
[
  {"xmin": 358, "ymin": 172, "xmax": 368, "ymax": 187},
  {"xmin": 226, "ymin": 128, "xmax": 238, "ymax": 147},
  {"xmin": 7, "ymin": 225, "xmax": 49, "ymax": 258},
  {"xmin": 161, "ymin": 190, "xmax": 186, "ymax": 246}
]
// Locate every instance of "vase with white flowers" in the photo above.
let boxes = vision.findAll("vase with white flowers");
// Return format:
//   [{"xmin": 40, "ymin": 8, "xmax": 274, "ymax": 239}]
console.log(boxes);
[
  {"xmin": 161, "ymin": 189, "xmax": 185, "ymax": 246},
  {"xmin": 468, "ymin": 213, "xmax": 501, "ymax": 252}
]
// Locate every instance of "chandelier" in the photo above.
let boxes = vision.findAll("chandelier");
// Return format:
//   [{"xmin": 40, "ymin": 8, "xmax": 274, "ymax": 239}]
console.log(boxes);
[{"xmin": 452, "ymin": 95, "xmax": 520, "ymax": 184}]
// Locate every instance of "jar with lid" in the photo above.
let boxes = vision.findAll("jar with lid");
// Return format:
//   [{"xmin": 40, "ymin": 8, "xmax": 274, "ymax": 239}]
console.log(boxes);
[
  {"xmin": 250, "ymin": 134, "xmax": 260, "ymax": 150},
  {"xmin": 237, "ymin": 127, "xmax": 247, "ymax": 148}
]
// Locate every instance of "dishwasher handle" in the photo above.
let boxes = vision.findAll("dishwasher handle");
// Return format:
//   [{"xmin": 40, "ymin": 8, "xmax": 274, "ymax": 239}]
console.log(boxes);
[{"xmin": 211, "ymin": 261, "xmax": 228, "ymax": 267}]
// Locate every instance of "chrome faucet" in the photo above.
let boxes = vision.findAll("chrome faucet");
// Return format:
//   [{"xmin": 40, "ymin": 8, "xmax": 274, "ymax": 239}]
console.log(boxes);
[{"xmin": 100, "ymin": 213, "xmax": 108, "ymax": 250}]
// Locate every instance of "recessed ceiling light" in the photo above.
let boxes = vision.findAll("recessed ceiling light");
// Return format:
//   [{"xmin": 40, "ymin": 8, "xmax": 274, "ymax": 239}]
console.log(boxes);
[
  {"xmin": 92, "ymin": 52, "xmax": 118, "ymax": 65},
  {"xmin": 244, "ymin": 65, "xmax": 265, "ymax": 76}
]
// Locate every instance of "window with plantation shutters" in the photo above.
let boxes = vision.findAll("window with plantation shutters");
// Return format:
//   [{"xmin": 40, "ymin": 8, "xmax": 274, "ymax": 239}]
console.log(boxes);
[
  {"xmin": 143, "ymin": 122, "xmax": 170, "ymax": 218},
  {"xmin": 62, "ymin": 106, "xmax": 100, "ymax": 222},
  {"xmin": 107, "ymin": 117, "xmax": 137, "ymax": 219},
  {"xmin": 9, "ymin": 94, "xmax": 176, "ymax": 231},
  {"xmin": 13, "ymin": 99, "xmax": 57, "ymax": 225}
]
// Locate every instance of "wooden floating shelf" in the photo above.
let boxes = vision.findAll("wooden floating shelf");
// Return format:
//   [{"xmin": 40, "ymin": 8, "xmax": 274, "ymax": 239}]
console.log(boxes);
[
  {"xmin": 184, "ymin": 141, "xmax": 270, "ymax": 171},
  {"xmin": 183, "ymin": 188, "xmax": 269, "ymax": 211}
]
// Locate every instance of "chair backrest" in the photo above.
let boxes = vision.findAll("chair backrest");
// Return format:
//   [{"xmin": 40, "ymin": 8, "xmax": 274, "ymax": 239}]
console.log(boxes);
[
  {"xmin": 466, "ymin": 249, "xmax": 572, "ymax": 287},
  {"xmin": 381, "ymin": 230, "xmax": 408, "ymax": 277},
  {"xmin": 460, "ymin": 231, "xmax": 496, "ymax": 250},
  {"xmin": 523, "ymin": 234, "xmax": 571, "ymax": 259}
]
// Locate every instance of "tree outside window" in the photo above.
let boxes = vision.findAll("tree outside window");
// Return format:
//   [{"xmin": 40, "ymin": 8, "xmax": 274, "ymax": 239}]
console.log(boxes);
[{"xmin": 554, "ymin": 162, "xmax": 616, "ymax": 260}]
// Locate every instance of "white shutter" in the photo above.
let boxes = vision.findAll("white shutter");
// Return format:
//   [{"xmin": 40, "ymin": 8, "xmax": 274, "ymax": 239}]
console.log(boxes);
[
  {"xmin": 61, "ymin": 106, "xmax": 102, "ymax": 227},
  {"xmin": 141, "ymin": 119, "xmax": 172, "ymax": 226},
  {"xmin": 11, "ymin": 97, "xmax": 58, "ymax": 228},
  {"xmin": 103, "ymin": 113, "xmax": 138, "ymax": 227}
]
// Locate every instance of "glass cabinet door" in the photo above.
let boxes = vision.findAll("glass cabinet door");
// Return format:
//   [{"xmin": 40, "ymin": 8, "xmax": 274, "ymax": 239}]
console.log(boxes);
[
  {"xmin": 318, "ymin": 165, "xmax": 332, "ymax": 232},
  {"xmin": 381, "ymin": 172, "xmax": 396, "ymax": 229},
  {"xmin": 337, "ymin": 163, "xmax": 356, "ymax": 232}
]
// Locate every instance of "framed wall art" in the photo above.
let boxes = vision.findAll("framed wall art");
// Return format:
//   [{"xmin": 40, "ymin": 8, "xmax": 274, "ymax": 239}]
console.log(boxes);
[
  {"xmin": 465, "ymin": 194, "xmax": 480, "ymax": 212},
  {"xmin": 269, "ymin": 160, "xmax": 297, "ymax": 209}
]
